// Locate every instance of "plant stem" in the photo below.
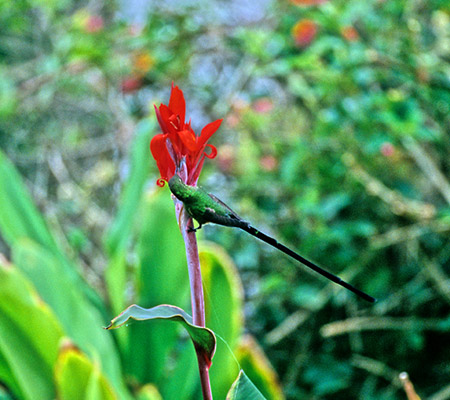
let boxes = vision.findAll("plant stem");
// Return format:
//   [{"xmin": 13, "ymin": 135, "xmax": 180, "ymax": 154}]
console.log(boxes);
[{"xmin": 175, "ymin": 200, "xmax": 213, "ymax": 400}]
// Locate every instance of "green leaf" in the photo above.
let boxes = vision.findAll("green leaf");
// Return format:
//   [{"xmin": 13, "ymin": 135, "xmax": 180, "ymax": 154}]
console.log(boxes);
[
  {"xmin": 136, "ymin": 188, "xmax": 189, "ymax": 307},
  {"xmin": 0, "ymin": 151, "xmax": 58, "ymax": 251},
  {"xmin": 0, "ymin": 350, "xmax": 20, "ymax": 398},
  {"xmin": 55, "ymin": 347, "xmax": 117, "ymax": 400},
  {"xmin": 0, "ymin": 263, "xmax": 65, "ymax": 400},
  {"xmin": 125, "ymin": 188, "xmax": 189, "ymax": 384},
  {"xmin": 160, "ymin": 341, "xmax": 198, "ymax": 400},
  {"xmin": 236, "ymin": 336, "xmax": 284, "ymax": 400},
  {"xmin": 104, "ymin": 119, "xmax": 154, "ymax": 314},
  {"xmin": 226, "ymin": 370, "xmax": 267, "ymax": 400},
  {"xmin": 104, "ymin": 119, "xmax": 155, "ymax": 255},
  {"xmin": 136, "ymin": 384, "xmax": 163, "ymax": 400},
  {"xmin": 199, "ymin": 243, "xmax": 244, "ymax": 399},
  {"xmin": 106, "ymin": 304, "xmax": 216, "ymax": 365},
  {"xmin": 11, "ymin": 240, "xmax": 131, "ymax": 400},
  {"xmin": 0, "ymin": 149, "xmax": 105, "ymax": 316}
]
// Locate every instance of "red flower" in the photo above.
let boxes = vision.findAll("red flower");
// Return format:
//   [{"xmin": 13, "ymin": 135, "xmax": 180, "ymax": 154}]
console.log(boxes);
[
  {"xmin": 290, "ymin": 0, "xmax": 327, "ymax": 5},
  {"xmin": 341, "ymin": 26, "xmax": 359, "ymax": 42},
  {"xmin": 292, "ymin": 19, "xmax": 318, "ymax": 47},
  {"xmin": 150, "ymin": 84, "xmax": 223, "ymax": 187},
  {"xmin": 85, "ymin": 15, "xmax": 104, "ymax": 33},
  {"xmin": 380, "ymin": 142, "xmax": 395, "ymax": 157},
  {"xmin": 120, "ymin": 76, "xmax": 143, "ymax": 93}
]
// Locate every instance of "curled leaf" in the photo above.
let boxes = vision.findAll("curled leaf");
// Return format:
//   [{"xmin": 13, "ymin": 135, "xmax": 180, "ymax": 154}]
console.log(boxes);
[{"xmin": 105, "ymin": 304, "xmax": 216, "ymax": 366}]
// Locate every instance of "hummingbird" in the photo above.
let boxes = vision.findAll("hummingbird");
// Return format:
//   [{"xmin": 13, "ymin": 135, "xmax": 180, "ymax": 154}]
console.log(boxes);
[{"xmin": 168, "ymin": 174, "xmax": 376, "ymax": 303}]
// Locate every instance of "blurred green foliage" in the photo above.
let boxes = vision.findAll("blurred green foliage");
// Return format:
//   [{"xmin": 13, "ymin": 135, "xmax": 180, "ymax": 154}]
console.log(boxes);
[{"xmin": 1, "ymin": 0, "xmax": 450, "ymax": 399}]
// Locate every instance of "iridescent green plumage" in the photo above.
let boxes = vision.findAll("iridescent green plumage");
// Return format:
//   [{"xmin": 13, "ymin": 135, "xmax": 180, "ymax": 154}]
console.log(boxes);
[
  {"xmin": 168, "ymin": 174, "xmax": 376, "ymax": 303},
  {"xmin": 169, "ymin": 174, "xmax": 248, "ymax": 230}
]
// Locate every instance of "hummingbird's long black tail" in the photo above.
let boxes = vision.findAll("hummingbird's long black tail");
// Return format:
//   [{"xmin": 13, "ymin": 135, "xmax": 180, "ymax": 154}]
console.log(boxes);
[{"xmin": 240, "ymin": 223, "xmax": 376, "ymax": 303}]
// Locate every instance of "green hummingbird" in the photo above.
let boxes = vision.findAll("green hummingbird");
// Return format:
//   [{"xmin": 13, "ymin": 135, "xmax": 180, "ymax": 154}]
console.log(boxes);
[{"xmin": 169, "ymin": 174, "xmax": 376, "ymax": 303}]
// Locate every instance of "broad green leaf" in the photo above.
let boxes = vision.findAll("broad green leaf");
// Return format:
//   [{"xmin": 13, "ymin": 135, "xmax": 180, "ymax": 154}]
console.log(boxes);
[
  {"xmin": 0, "ymin": 350, "xmax": 21, "ymax": 398},
  {"xmin": 125, "ymin": 188, "xmax": 189, "ymax": 384},
  {"xmin": 106, "ymin": 304, "xmax": 216, "ymax": 365},
  {"xmin": 11, "ymin": 240, "xmax": 131, "ymax": 400},
  {"xmin": 104, "ymin": 119, "xmax": 154, "ymax": 255},
  {"xmin": 0, "ymin": 149, "xmax": 105, "ymax": 315},
  {"xmin": 55, "ymin": 347, "xmax": 117, "ymax": 400},
  {"xmin": 226, "ymin": 370, "xmax": 267, "ymax": 400},
  {"xmin": 199, "ymin": 242, "xmax": 244, "ymax": 400},
  {"xmin": 136, "ymin": 188, "xmax": 188, "ymax": 307},
  {"xmin": 236, "ymin": 336, "xmax": 284, "ymax": 400},
  {"xmin": 104, "ymin": 118, "xmax": 154, "ymax": 314},
  {"xmin": 0, "ymin": 150, "xmax": 58, "ymax": 252},
  {"xmin": 160, "ymin": 340, "xmax": 198, "ymax": 400},
  {"xmin": 0, "ymin": 263, "xmax": 64, "ymax": 400}
]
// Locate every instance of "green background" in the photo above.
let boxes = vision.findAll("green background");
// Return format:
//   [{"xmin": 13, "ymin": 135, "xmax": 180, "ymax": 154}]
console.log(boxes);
[{"xmin": 1, "ymin": 0, "xmax": 449, "ymax": 399}]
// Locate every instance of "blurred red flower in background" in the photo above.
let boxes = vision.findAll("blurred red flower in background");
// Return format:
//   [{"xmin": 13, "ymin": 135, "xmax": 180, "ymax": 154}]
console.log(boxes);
[
  {"xmin": 341, "ymin": 26, "xmax": 359, "ymax": 41},
  {"xmin": 252, "ymin": 98, "xmax": 273, "ymax": 114},
  {"xmin": 380, "ymin": 142, "xmax": 395, "ymax": 157},
  {"xmin": 290, "ymin": 0, "xmax": 327, "ymax": 5},
  {"xmin": 120, "ymin": 77, "xmax": 143, "ymax": 93},
  {"xmin": 292, "ymin": 19, "xmax": 318, "ymax": 47},
  {"xmin": 150, "ymin": 84, "xmax": 222, "ymax": 186},
  {"xmin": 85, "ymin": 15, "xmax": 104, "ymax": 33}
]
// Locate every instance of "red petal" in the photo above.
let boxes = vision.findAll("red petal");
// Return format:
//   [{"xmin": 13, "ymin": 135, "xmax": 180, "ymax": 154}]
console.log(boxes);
[
  {"xmin": 150, "ymin": 134, "xmax": 175, "ymax": 181},
  {"xmin": 203, "ymin": 144, "xmax": 217, "ymax": 159},
  {"xmin": 154, "ymin": 105, "xmax": 168, "ymax": 133},
  {"xmin": 198, "ymin": 119, "xmax": 223, "ymax": 148},
  {"xmin": 159, "ymin": 104, "xmax": 175, "ymax": 131},
  {"xmin": 178, "ymin": 129, "xmax": 198, "ymax": 152},
  {"xmin": 168, "ymin": 84, "xmax": 186, "ymax": 124}
]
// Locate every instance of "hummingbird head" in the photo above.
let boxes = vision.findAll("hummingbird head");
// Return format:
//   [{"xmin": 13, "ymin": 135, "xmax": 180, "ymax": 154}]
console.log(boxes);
[{"xmin": 168, "ymin": 174, "xmax": 188, "ymax": 202}]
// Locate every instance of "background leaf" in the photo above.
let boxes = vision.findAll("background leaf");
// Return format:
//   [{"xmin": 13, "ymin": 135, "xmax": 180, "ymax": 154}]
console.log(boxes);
[
  {"xmin": 11, "ymin": 239, "xmax": 130, "ymax": 399},
  {"xmin": 0, "ymin": 262, "xmax": 64, "ymax": 400},
  {"xmin": 123, "ymin": 187, "xmax": 189, "ymax": 385},
  {"xmin": 226, "ymin": 370, "xmax": 267, "ymax": 400},
  {"xmin": 199, "ymin": 242, "xmax": 244, "ymax": 399},
  {"xmin": 54, "ymin": 347, "xmax": 117, "ymax": 400},
  {"xmin": 104, "ymin": 119, "xmax": 155, "ymax": 314}
]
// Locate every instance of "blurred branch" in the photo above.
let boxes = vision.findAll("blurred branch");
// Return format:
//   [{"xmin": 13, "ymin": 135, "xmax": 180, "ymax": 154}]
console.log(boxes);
[
  {"xmin": 351, "ymin": 354, "xmax": 401, "ymax": 386},
  {"xmin": 282, "ymin": 332, "xmax": 312, "ymax": 391},
  {"xmin": 402, "ymin": 137, "xmax": 450, "ymax": 205},
  {"xmin": 212, "ymin": 56, "xmax": 256, "ymax": 116},
  {"xmin": 429, "ymin": 383, "xmax": 450, "ymax": 400},
  {"xmin": 47, "ymin": 150, "xmax": 111, "ymax": 230},
  {"xmin": 11, "ymin": 135, "xmax": 116, "ymax": 166},
  {"xmin": 264, "ymin": 263, "xmax": 374, "ymax": 344},
  {"xmin": 343, "ymin": 153, "xmax": 436, "ymax": 220},
  {"xmin": 264, "ymin": 309, "xmax": 311, "ymax": 345},
  {"xmin": 421, "ymin": 254, "xmax": 450, "ymax": 305},
  {"xmin": 16, "ymin": 61, "xmax": 88, "ymax": 99},
  {"xmin": 320, "ymin": 316, "xmax": 449, "ymax": 338},
  {"xmin": 370, "ymin": 220, "xmax": 450, "ymax": 248}
]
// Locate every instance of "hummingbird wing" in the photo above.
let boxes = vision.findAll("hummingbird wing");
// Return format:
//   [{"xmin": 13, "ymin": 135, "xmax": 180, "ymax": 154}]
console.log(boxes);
[
  {"xmin": 203, "ymin": 192, "xmax": 250, "ymax": 229},
  {"xmin": 207, "ymin": 193, "xmax": 243, "ymax": 220}
]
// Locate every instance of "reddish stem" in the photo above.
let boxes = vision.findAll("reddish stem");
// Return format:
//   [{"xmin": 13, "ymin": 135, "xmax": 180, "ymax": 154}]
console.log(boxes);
[{"xmin": 175, "ymin": 199, "xmax": 213, "ymax": 400}]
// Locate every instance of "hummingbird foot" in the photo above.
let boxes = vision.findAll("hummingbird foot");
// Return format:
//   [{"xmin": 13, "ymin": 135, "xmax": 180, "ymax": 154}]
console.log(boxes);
[{"xmin": 187, "ymin": 223, "xmax": 202, "ymax": 233}]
